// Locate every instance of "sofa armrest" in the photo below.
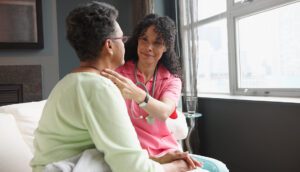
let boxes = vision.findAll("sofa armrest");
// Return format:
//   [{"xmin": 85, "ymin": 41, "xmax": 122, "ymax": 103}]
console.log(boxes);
[{"xmin": 0, "ymin": 100, "xmax": 47, "ymax": 153}]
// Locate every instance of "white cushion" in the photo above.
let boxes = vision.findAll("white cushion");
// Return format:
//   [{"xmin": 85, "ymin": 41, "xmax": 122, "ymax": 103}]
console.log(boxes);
[
  {"xmin": 0, "ymin": 100, "xmax": 187, "ymax": 150},
  {"xmin": 166, "ymin": 110, "xmax": 188, "ymax": 140},
  {"xmin": 0, "ymin": 113, "xmax": 32, "ymax": 172},
  {"xmin": 0, "ymin": 100, "xmax": 46, "ymax": 153}
]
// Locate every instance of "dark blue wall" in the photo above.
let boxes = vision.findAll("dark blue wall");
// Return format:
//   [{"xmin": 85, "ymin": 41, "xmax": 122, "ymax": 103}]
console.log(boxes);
[
  {"xmin": 154, "ymin": 0, "xmax": 176, "ymax": 20},
  {"xmin": 186, "ymin": 98, "xmax": 300, "ymax": 172},
  {"xmin": 0, "ymin": 0, "xmax": 59, "ymax": 98},
  {"xmin": 56, "ymin": 0, "xmax": 133, "ymax": 78}
]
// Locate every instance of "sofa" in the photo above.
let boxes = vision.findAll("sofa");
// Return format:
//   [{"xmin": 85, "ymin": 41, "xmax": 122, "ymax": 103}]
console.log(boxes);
[{"xmin": 0, "ymin": 100, "xmax": 188, "ymax": 172}]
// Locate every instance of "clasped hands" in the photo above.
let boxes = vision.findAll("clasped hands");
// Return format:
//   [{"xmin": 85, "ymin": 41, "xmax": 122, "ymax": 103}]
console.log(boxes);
[{"xmin": 151, "ymin": 150, "xmax": 202, "ymax": 170}]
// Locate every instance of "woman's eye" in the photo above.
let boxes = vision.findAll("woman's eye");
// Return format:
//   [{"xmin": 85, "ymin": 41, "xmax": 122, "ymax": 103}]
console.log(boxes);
[{"xmin": 154, "ymin": 41, "xmax": 163, "ymax": 45}]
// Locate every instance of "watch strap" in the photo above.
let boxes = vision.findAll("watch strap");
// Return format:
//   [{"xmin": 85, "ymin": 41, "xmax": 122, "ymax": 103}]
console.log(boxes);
[{"xmin": 139, "ymin": 93, "xmax": 149, "ymax": 107}]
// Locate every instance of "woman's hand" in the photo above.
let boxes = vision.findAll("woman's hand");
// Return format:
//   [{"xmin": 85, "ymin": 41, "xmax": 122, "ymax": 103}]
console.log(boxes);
[
  {"xmin": 151, "ymin": 150, "xmax": 202, "ymax": 169},
  {"xmin": 101, "ymin": 68, "xmax": 146, "ymax": 103},
  {"xmin": 101, "ymin": 68, "xmax": 177, "ymax": 120},
  {"xmin": 162, "ymin": 159, "xmax": 190, "ymax": 172}
]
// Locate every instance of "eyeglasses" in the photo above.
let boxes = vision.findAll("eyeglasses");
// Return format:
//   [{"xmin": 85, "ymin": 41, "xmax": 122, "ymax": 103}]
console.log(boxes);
[
  {"xmin": 138, "ymin": 37, "xmax": 165, "ymax": 49},
  {"xmin": 107, "ymin": 36, "xmax": 129, "ymax": 43}
]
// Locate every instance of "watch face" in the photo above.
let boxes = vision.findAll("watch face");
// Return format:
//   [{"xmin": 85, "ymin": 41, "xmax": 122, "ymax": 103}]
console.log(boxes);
[{"xmin": 144, "ymin": 93, "xmax": 149, "ymax": 103}]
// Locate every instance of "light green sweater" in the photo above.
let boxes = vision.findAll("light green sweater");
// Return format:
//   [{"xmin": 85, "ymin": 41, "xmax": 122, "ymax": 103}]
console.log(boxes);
[{"xmin": 31, "ymin": 72, "xmax": 163, "ymax": 172}]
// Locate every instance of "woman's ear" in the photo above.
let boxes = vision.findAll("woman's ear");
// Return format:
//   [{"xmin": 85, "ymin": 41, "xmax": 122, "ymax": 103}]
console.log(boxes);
[{"xmin": 104, "ymin": 39, "xmax": 114, "ymax": 55}]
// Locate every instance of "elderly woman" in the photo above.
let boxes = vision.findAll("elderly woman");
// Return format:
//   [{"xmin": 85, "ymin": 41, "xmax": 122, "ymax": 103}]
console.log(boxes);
[{"xmin": 31, "ymin": 2, "xmax": 194, "ymax": 172}]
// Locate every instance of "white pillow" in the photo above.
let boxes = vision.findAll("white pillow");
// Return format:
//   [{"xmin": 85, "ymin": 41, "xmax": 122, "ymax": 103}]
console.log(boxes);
[
  {"xmin": 166, "ymin": 110, "xmax": 188, "ymax": 141},
  {"xmin": 0, "ymin": 113, "xmax": 32, "ymax": 172},
  {"xmin": 0, "ymin": 100, "xmax": 47, "ymax": 153}
]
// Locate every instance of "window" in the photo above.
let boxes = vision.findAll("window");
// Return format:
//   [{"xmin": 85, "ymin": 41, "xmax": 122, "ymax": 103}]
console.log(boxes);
[{"xmin": 179, "ymin": 0, "xmax": 300, "ymax": 97}]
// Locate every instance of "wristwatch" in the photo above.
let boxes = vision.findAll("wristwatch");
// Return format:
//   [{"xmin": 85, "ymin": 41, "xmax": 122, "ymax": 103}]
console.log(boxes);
[{"xmin": 139, "ymin": 93, "xmax": 149, "ymax": 107}]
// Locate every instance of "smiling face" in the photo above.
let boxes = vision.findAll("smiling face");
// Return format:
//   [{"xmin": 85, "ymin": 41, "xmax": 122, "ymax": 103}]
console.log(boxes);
[{"xmin": 137, "ymin": 25, "xmax": 166, "ymax": 67}]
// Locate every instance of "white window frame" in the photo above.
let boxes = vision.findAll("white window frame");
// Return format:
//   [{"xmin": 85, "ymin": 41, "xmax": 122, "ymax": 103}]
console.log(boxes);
[
  {"xmin": 229, "ymin": 0, "xmax": 300, "ymax": 98},
  {"xmin": 181, "ymin": 0, "xmax": 300, "ymax": 98}
]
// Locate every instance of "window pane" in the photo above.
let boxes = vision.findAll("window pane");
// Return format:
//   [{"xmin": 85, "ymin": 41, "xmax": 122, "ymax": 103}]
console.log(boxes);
[
  {"xmin": 181, "ymin": 0, "xmax": 226, "ymax": 25},
  {"xmin": 197, "ymin": 0, "xmax": 226, "ymax": 20},
  {"xmin": 236, "ymin": 2, "xmax": 300, "ymax": 88},
  {"xmin": 197, "ymin": 19, "xmax": 229, "ymax": 93}
]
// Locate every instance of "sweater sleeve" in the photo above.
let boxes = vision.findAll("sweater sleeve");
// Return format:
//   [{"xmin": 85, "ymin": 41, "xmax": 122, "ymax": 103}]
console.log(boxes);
[{"xmin": 78, "ymin": 79, "xmax": 164, "ymax": 172}]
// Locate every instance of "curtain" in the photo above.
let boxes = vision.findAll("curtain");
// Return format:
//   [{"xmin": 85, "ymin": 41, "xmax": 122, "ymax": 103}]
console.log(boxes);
[
  {"xmin": 177, "ymin": 0, "xmax": 199, "ymax": 97},
  {"xmin": 132, "ymin": 0, "xmax": 154, "ymax": 26}
]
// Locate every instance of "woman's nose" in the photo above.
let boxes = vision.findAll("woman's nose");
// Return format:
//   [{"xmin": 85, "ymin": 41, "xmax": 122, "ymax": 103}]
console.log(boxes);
[{"xmin": 146, "ymin": 43, "xmax": 153, "ymax": 51}]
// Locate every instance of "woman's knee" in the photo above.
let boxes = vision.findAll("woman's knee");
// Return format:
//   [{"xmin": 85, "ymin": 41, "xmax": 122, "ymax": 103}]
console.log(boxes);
[{"xmin": 190, "ymin": 154, "xmax": 229, "ymax": 172}]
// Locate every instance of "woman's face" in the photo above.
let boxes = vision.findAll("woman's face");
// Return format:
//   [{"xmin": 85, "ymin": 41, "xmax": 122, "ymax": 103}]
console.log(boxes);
[
  {"xmin": 111, "ymin": 22, "xmax": 125, "ymax": 68},
  {"xmin": 137, "ymin": 25, "xmax": 166, "ymax": 66}
]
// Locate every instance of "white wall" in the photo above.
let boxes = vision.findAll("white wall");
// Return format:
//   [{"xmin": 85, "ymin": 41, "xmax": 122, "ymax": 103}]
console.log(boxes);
[{"xmin": 0, "ymin": 0, "xmax": 59, "ymax": 99}]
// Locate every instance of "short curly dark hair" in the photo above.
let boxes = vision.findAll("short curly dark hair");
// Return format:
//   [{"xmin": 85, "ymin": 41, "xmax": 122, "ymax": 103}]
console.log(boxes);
[
  {"xmin": 66, "ymin": 1, "xmax": 118, "ymax": 61},
  {"xmin": 125, "ymin": 14, "xmax": 182, "ymax": 78}
]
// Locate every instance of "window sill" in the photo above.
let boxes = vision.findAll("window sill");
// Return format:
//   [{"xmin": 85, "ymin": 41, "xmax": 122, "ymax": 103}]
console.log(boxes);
[{"xmin": 197, "ymin": 93, "xmax": 300, "ymax": 104}]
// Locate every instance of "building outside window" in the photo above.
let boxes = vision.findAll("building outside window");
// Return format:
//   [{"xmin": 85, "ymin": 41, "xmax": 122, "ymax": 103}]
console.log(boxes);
[{"xmin": 179, "ymin": 0, "xmax": 300, "ymax": 98}]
